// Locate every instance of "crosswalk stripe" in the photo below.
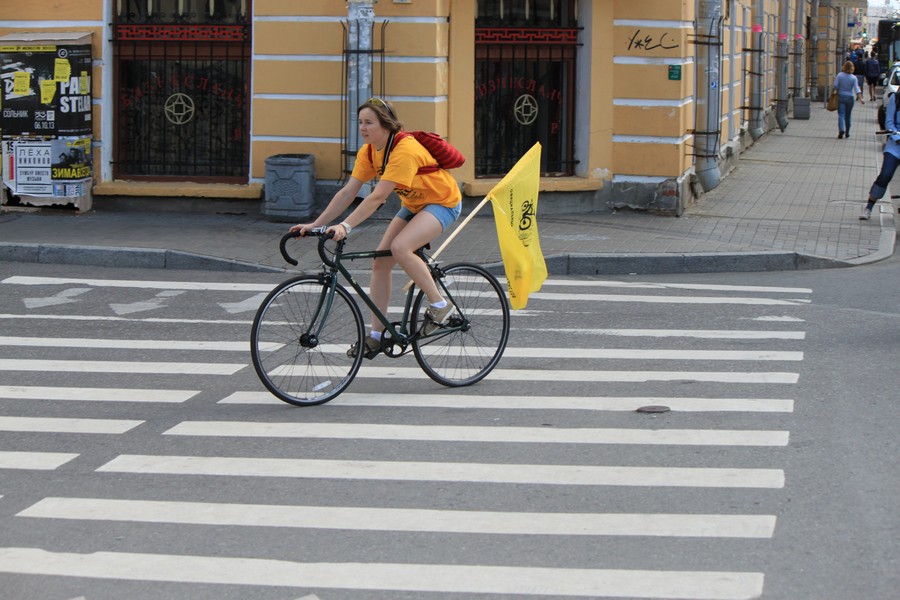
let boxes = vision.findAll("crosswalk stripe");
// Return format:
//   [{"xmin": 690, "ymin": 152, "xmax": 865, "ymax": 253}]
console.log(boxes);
[
  {"xmin": 529, "ymin": 291, "xmax": 808, "ymax": 305},
  {"xmin": 0, "ymin": 336, "xmax": 800, "ymax": 361},
  {"xmin": 529, "ymin": 328, "xmax": 806, "ymax": 339},
  {"xmin": 220, "ymin": 391, "xmax": 796, "ymax": 412},
  {"xmin": 271, "ymin": 365, "xmax": 800, "ymax": 384},
  {"xmin": 18, "ymin": 497, "xmax": 777, "ymax": 538},
  {"xmin": 164, "ymin": 421, "xmax": 789, "ymax": 446},
  {"xmin": 2, "ymin": 274, "xmax": 812, "ymax": 294},
  {"xmin": 0, "ymin": 386, "xmax": 198, "ymax": 403},
  {"xmin": 289, "ymin": 345, "xmax": 802, "ymax": 362},
  {"xmin": 539, "ymin": 278, "xmax": 811, "ymax": 293},
  {"xmin": 0, "ymin": 416, "xmax": 142, "ymax": 434},
  {"xmin": 0, "ymin": 451, "xmax": 78, "ymax": 470},
  {"xmin": 97, "ymin": 455, "xmax": 785, "ymax": 488},
  {"xmin": 0, "ymin": 547, "xmax": 765, "ymax": 598},
  {"xmin": 433, "ymin": 347, "xmax": 804, "ymax": 361},
  {"xmin": 0, "ymin": 359, "xmax": 245, "ymax": 375},
  {"xmin": 1, "ymin": 276, "xmax": 274, "ymax": 291},
  {"xmin": 0, "ymin": 336, "xmax": 267, "ymax": 351}
]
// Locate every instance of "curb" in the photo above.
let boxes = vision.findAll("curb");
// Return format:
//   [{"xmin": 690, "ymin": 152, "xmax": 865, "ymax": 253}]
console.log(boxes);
[{"xmin": 0, "ymin": 243, "xmax": 284, "ymax": 273}]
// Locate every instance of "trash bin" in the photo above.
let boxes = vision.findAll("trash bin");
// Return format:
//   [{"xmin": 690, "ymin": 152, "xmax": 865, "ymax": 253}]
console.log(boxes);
[
  {"xmin": 793, "ymin": 98, "xmax": 810, "ymax": 120},
  {"xmin": 263, "ymin": 154, "xmax": 316, "ymax": 222}
]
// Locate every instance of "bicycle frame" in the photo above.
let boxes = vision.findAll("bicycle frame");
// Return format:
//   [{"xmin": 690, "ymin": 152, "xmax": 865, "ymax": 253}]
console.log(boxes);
[{"xmin": 291, "ymin": 233, "xmax": 462, "ymax": 355}]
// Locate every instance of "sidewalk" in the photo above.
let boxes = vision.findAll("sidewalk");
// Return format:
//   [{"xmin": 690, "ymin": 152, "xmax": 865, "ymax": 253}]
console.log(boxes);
[{"xmin": 0, "ymin": 100, "xmax": 895, "ymax": 275}]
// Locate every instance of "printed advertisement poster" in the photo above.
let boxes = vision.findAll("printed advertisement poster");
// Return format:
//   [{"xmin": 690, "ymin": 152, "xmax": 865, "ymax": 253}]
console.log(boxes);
[
  {"xmin": 0, "ymin": 43, "xmax": 92, "ymax": 136},
  {"xmin": 3, "ymin": 137, "xmax": 92, "ymax": 197}
]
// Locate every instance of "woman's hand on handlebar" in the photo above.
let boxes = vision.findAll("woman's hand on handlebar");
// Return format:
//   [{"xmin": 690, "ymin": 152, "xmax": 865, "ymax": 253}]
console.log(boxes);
[
  {"xmin": 289, "ymin": 223, "xmax": 317, "ymax": 237},
  {"xmin": 324, "ymin": 223, "xmax": 348, "ymax": 242}
]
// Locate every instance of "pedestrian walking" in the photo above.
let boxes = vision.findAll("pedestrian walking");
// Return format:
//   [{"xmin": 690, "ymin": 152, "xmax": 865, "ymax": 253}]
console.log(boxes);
[
  {"xmin": 833, "ymin": 61, "xmax": 864, "ymax": 139},
  {"xmin": 862, "ymin": 93, "xmax": 900, "ymax": 220},
  {"xmin": 289, "ymin": 97, "xmax": 462, "ymax": 357},
  {"xmin": 865, "ymin": 52, "xmax": 881, "ymax": 101},
  {"xmin": 853, "ymin": 52, "xmax": 867, "ymax": 92}
]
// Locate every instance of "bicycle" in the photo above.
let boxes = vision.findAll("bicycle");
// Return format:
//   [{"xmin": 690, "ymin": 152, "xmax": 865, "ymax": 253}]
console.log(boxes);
[{"xmin": 250, "ymin": 229, "xmax": 511, "ymax": 406}]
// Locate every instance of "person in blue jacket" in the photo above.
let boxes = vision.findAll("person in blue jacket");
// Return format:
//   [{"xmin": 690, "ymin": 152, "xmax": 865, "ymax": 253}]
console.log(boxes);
[
  {"xmin": 862, "ymin": 92, "xmax": 900, "ymax": 220},
  {"xmin": 833, "ymin": 61, "xmax": 865, "ymax": 139}
]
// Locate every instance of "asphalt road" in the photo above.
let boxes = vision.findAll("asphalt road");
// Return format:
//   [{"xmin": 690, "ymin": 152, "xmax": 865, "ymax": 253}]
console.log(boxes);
[{"xmin": 0, "ymin": 259, "xmax": 897, "ymax": 600}]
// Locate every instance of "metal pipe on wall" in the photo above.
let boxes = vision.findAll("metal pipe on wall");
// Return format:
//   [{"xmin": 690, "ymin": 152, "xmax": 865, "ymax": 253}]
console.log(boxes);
[
  {"xmin": 810, "ymin": 0, "xmax": 819, "ymax": 101},
  {"xmin": 792, "ymin": 0, "xmax": 805, "ymax": 98},
  {"xmin": 695, "ymin": 0, "xmax": 723, "ymax": 191},
  {"xmin": 749, "ymin": 0, "xmax": 765, "ymax": 139},
  {"xmin": 775, "ymin": 0, "xmax": 790, "ymax": 131}
]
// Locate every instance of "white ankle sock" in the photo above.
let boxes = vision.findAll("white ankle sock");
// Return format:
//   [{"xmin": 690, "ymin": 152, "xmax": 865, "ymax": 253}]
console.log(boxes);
[
  {"xmin": 369, "ymin": 330, "xmax": 382, "ymax": 341},
  {"xmin": 430, "ymin": 299, "xmax": 448, "ymax": 309}
]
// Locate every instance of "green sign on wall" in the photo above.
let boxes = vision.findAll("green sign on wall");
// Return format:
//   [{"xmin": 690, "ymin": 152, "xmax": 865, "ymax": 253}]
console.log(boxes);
[{"xmin": 668, "ymin": 65, "xmax": 682, "ymax": 81}]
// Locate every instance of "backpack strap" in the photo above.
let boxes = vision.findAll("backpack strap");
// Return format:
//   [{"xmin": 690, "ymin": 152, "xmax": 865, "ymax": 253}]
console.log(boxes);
[{"xmin": 367, "ymin": 131, "xmax": 409, "ymax": 175}]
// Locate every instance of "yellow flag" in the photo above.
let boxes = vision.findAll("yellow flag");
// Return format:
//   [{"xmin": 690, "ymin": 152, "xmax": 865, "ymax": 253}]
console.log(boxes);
[{"xmin": 487, "ymin": 142, "xmax": 547, "ymax": 310}]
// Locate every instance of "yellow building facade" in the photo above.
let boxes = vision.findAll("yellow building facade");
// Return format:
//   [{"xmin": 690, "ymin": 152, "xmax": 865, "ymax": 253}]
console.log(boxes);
[{"xmin": 0, "ymin": 0, "xmax": 866, "ymax": 213}]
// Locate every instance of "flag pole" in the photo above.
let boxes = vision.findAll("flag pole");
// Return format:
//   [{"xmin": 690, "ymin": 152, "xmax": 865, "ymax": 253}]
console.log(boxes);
[{"xmin": 401, "ymin": 195, "xmax": 490, "ymax": 292}]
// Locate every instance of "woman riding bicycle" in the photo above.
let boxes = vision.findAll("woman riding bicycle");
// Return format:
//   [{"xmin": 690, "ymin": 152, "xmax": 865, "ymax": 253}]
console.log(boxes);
[{"xmin": 289, "ymin": 98, "xmax": 462, "ymax": 358}]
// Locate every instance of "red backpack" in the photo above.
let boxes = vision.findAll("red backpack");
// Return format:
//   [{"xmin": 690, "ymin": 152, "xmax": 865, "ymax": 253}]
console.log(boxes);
[{"xmin": 369, "ymin": 130, "xmax": 465, "ymax": 175}]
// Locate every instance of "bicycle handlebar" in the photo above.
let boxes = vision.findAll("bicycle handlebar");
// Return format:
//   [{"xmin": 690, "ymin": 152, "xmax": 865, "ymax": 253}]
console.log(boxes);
[{"xmin": 279, "ymin": 228, "xmax": 336, "ymax": 267}]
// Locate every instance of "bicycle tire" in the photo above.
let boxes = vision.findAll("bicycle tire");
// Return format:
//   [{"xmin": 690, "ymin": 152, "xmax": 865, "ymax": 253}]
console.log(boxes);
[
  {"xmin": 412, "ymin": 263, "xmax": 510, "ymax": 387},
  {"xmin": 250, "ymin": 275, "xmax": 365, "ymax": 406}
]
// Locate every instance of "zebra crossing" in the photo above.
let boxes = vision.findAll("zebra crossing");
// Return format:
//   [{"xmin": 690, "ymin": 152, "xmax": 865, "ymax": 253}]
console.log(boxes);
[{"xmin": 0, "ymin": 273, "xmax": 808, "ymax": 599}]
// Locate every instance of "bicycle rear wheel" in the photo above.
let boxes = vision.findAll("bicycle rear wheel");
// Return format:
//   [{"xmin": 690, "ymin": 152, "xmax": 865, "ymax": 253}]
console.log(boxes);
[
  {"xmin": 251, "ymin": 275, "xmax": 364, "ymax": 406},
  {"xmin": 412, "ymin": 263, "xmax": 510, "ymax": 387}
]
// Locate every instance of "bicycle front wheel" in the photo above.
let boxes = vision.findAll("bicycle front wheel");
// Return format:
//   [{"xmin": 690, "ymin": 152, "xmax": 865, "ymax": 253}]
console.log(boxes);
[
  {"xmin": 251, "ymin": 275, "xmax": 364, "ymax": 406},
  {"xmin": 412, "ymin": 263, "xmax": 510, "ymax": 387}
]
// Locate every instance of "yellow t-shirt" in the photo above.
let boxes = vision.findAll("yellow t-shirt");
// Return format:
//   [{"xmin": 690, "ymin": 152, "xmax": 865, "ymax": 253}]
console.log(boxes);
[{"xmin": 351, "ymin": 135, "xmax": 462, "ymax": 213}]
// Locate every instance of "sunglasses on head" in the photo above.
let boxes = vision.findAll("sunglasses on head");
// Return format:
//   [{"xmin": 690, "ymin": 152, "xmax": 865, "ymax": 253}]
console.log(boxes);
[{"xmin": 368, "ymin": 96, "xmax": 396, "ymax": 118}]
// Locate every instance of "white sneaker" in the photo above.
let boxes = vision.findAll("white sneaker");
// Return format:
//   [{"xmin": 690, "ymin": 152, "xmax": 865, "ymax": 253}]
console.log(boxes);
[
  {"xmin": 860, "ymin": 206, "xmax": 872, "ymax": 220},
  {"xmin": 421, "ymin": 302, "xmax": 457, "ymax": 335}
]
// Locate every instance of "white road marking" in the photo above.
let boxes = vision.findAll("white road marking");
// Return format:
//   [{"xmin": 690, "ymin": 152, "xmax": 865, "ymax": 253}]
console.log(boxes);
[
  {"xmin": 0, "ymin": 416, "xmax": 142, "ymax": 434},
  {"xmin": 269, "ymin": 365, "xmax": 800, "ymax": 384},
  {"xmin": 0, "ymin": 451, "xmax": 78, "ymax": 470},
  {"xmin": 220, "ymin": 391, "xmax": 795, "ymax": 412},
  {"xmin": 0, "ymin": 386, "xmax": 198, "ymax": 403},
  {"xmin": 0, "ymin": 336, "xmax": 264, "ymax": 351},
  {"xmin": 529, "ymin": 292, "xmax": 809, "ymax": 305},
  {"xmin": 165, "ymin": 421, "xmax": 789, "ymax": 446},
  {"xmin": 97, "ymin": 455, "xmax": 786, "ymax": 488},
  {"xmin": 0, "ymin": 359, "xmax": 245, "ymax": 375},
  {"xmin": 19, "ymin": 497, "xmax": 777, "ymax": 538},
  {"xmin": 0, "ymin": 547, "xmax": 765, "ymax": 598},
  {"xmin": 530, "ymin": 328, "xmax": 806, "ymax": 339}
]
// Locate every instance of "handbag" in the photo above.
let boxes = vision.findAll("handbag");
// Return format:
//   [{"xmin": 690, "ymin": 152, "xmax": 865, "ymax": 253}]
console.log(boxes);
[{"xmin": 827, "ymin": 92, "xmax": 839, "ymax": 112}]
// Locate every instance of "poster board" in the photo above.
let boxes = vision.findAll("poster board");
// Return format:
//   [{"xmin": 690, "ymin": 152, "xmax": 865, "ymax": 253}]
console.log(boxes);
[{"xmin": 0, "ymin": 32, "xmax": 93, "ymax": 137}]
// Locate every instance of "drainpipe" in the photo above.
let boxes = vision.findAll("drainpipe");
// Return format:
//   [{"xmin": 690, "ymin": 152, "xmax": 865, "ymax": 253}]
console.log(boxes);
[
  {"xmin": 695, "ymin": 0, "xmax": 723, "ymax": 192},
  {"xmin": 810, "ymin": 0, "xmax": 819, "ymax": 101},
  {"xmin": 749, "ymin": 0, "xmax": 765, "ymax": 140},
  {"xmin": 792, "ymin": 0, "xmax": 804, "ymax": 98},
  {"xmin": 347, "ymin": 0, "xmax": 374, "ymax": 172},
  {"xmin": 774, "ymin": 0, "xmax": 790, "ymax": 131}
]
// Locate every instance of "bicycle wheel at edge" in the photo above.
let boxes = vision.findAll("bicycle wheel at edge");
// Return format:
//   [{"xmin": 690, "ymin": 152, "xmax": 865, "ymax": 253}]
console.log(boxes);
[
  {"xmin": 250, "ymin": 275, "xmax": 365, "ymax": 406},
  {"xmin": 412, "ymin": 263, "xmax": 510, "ymax": 387}
]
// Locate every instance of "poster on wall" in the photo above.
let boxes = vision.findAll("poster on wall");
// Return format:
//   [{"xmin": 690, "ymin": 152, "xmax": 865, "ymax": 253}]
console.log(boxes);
[
  {"xmin": 0, "ymin": 32, "xmax": 93, "ymax": 137},
  {"xmin": 2, "ymin": 136, "xmax": 92, "ymax": 198}
]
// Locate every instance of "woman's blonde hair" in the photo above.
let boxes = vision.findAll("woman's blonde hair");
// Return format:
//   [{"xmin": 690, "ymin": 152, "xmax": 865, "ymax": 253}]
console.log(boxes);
[
  {"xmin": 842, "ymin": 61, "xmax": 855, "ymax": 73},
  {"xmin": 358, "ymin": 98, "xmax": 403, "ymax": 134}
]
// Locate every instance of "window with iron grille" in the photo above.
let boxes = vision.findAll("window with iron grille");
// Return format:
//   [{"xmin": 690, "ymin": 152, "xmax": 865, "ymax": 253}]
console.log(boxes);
[
  {"xmin": 113, "ymin": 0, "xmax": 251, "ymax": 182},
  {"xmin": 475, "ymin": 0, "xmax": 579, "ymax": 177}
]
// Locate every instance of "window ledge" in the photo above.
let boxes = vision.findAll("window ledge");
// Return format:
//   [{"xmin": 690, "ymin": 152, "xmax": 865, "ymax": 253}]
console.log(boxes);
[{"xmin": 463, "ymin": 176, "xmax": 603, "ymax": 197}]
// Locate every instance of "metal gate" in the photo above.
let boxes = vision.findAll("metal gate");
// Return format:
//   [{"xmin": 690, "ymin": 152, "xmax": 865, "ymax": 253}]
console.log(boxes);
[
  {"xmin": 475, "ymin": 0, "xmax": 579, "ymax": 178},
  {"xmin": 113, "ymin": 0, "xmax": 251, "ymax": 182}
]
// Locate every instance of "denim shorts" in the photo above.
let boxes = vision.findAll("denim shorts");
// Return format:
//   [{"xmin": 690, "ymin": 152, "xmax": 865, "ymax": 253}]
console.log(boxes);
[{"xmin": 396, "ymin": 202, "xmax": 461, "ymax": 231}]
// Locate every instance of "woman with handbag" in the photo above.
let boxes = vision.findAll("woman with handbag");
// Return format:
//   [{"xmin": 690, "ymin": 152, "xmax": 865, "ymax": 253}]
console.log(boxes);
[{"xmin": 833, "ymin": 61, "xmax": 865, "ymax": 139}]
